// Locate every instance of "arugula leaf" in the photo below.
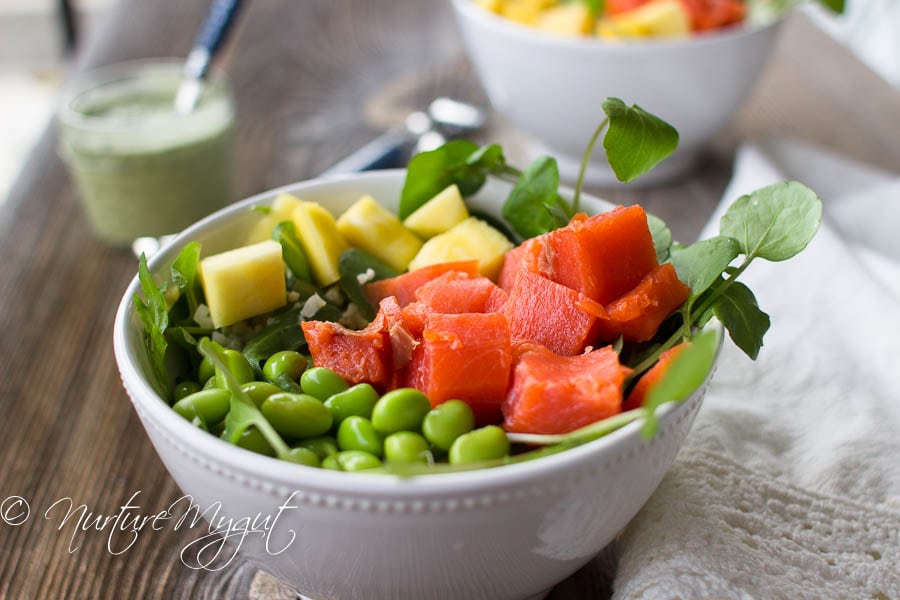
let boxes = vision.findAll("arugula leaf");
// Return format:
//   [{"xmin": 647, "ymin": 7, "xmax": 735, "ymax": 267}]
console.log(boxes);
[
  {"xmin": 170, "ymin": 242, "xmax": 202, "ymax": 317},
  {"xmin": 646, "ymin": 213, "xmax": 673, "ymax": 263},
  {"xmin": 133, "ymin": 254, "xmax": 170, "ymax": 401},
  {"xmin": 711, "ymin": 281, "xmax": 770, "ymax": 360},
  {"xmin": 669, "ymin": 236, "xmax": 741, "ymax": 298},
  {"xmin": 399, "ymin": 140, "xmax": 483, "ymax": 219},
  {"xmin": 641, "ymin": 328, "xmax": 719, "ymax": 439},
  {"xmin": 199, "ymin": 338, "xmax": 292, "ymax": 460},
  {"xmin": 502, "ymin": 156, "xmax": 570, "ymax": 239},
  {"xmin": 720, "ymin": 181, "xmax": 821, "ymax": 262},
  {"xmin": 338, "ymin": 249, "xmax": 398, "ymax": 321},
  {"xmin": 273, "ymin": 221, "xmax": 312, "ymax": 282},
  {"xmin": 601, "ymin": 98, "xmax": 679, "ymax": 183},
  {"xmin": 242, "ymin": 306, "xmax": 305, "ymax": 377}
]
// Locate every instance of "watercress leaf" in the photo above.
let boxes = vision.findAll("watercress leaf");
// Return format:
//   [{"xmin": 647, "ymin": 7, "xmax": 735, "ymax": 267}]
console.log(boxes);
[
  {"xmin": 669, "ymin": 236, "xmax": 741, "ymax": 298},
  {"xmin": 399, "ymin": 140, "xmax": 481, "ymax": 219},
  {"xmin": 502, "ymin": 156, "xmax": 563, "ymax": 239},
  {"xmin": 273, "ymin": 221, "xmax": 312, "ymax": 282},
  {"xmin": 133, "ymin": 254, "xmax": 170, "ymax": 400},
  {"xmin": 199, "ymin": 338, "xmax": 291, "ymax": 458},
  {"xmin": 720, "ymin": 181, "xmax": 822, "ymax": 262},
  {"xmin": 466, "ymin": 143, "xmax": 506, "ymax": 172},
  {"xmin": 646, "ymin": 212, "xmax": 672, "ymax": 263},
  {"xmin": 171, "ymin": 242, "xmax": 202, "ymax": 316},
  {"xmin": 712, "ymin": 281, "xmax": 770, "ymax": 360},
  {"xmin": 641, "ymin": 327, "xmax": 719, "ymax": 439},
  {"xmin": 601, "ymin": 98, "xmax": 679, "ymax": 183},
  {"xmin": 338, "ymin": 248, "xmax": 398, "ymax": 321},
  {"xmin": 242, "ymin": 306, "xmax": 305, "ymax": 377}
]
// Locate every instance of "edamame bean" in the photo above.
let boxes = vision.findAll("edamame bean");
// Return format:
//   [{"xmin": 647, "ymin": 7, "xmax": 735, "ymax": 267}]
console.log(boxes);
[
  {"xmin": 261, "ymin": 393, "xmax": 333, "ymax": 439},
  {"xmin": 448, "ymin": 425, "xmax": 510, "ymax": 465},
  {"xmin": 384, "ymin": 431, "xmax": 431, "ymax": 464},
  {"xmin": 371, "ymin": 388, "xmax": 431, "ymax": 435},
  {"xmin": 198, "ymin": 355, "xmax": 215, "ymax": 384},
  {"xmin": 173, "ymin": 389, "xmax": 230, "ymax": 428},
  {"xmin": 324, "ymin": 383, "xmax": 378, "ymax": 427},
  {"xmin": 203, "ymin": 374, "xmax": 220, "ymax": 389},
  {"xmin": 300, "ymin": 367, "xmax": 348, "ymax": 400},
  {"xmin": 422, "ymin": 400, "xmax": 476, "ymax": 452},
  {"xmin": 321, "ymin": 455, "xmax": 341, "ymax": 470},
  {"xmin": 336, "ymin": 450, "xmax": 382, "ymax": 471},
  {"xmin": 233, "ymin": 427, "xmax": 276, "ymax": 457},
  {"xmin": 284, "ymin": 447, "xmax": 320, "ymax": 468},
  {"xmin": 214, "ymin": 349, "xmax": 255, "ymax": 389},
  {"xmin": 336, "ymin": 416, "xmax": 383, "ymax": 457},
  {"xmin": 241, "ymin": 381, "xmax": 282, "ymax": 408},
  {"xmin": 296, "ymin": 436, "xmax": 339, "ymax": 459},
  {"xmin": 263, "ymin": 350, "xmax": 307, "ymax": 393},
  {"xmin": 173, "ymin": 380, "xmax": 202, "ymax": 402}
]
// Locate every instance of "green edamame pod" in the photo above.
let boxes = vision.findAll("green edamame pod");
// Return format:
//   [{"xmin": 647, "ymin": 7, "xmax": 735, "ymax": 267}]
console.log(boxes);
[
  {"xmin": 263, "ymin": 350, "xmax": 307, "ymax": 393},
  {"xmin": 301, "ymin": 367, "xmax": 349, "ymax": 401},
  {"xmin": 198, "ymin": 355, "xmax": 215, "ymax": 384},
  {"xmin": 296, "ymin": 436, "xmax": 339, "ymax": 460},
  {"xmin": 240, "ymin": 381, "xmax": 283, "ymax": 408},
  {"xmin": 173, "ymin": 389, "xmax": 230, "ymax": 428},
  {"xmin": 284, "ymin": 447, "xmax": 320, "ymax": 468},
  {"xmin": 324, "ymin": 383, "xmax": 379, "ymax": 427},
  {"xmin": 261, "ymin": 393, "xmax": 333, "ymax": 439},
  {"xmin": 336, "ymin": 416, "xmax": 383, "ymax": 457},
  {"xmin": 233, "ymin": 427, "xmax": 276, "ymax": 457},
  {"xmin": 173, "ymin": 380, "xmax": 202, "ymax": 402},
  {"xmin": 214, "ymin": 349, "xmax": 255, "ymax": 389},
  {"xmin": 422, "ymin": 400, "xmax": 476, "ymax": 452},
  {"xmin": 371, "ymin": 388, "xmax": 431, "ymax": 435},
  {"xmin": 321, "ymin": 455, "xmax": 342, "ymax": 470},
  {"xmin": 335, "ymin": 450, "xmax": 382, "ymax": 471},
  {"xmin": 384, "ymin": 431, "xmax": 431, "ymax": 464},
  {"xmin": 448, "ymin": 425, "xmax": 510, "ymax": 465}
]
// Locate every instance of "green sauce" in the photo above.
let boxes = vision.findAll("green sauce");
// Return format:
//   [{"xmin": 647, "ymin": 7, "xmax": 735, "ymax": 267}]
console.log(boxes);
[{"xmin": 59, "ymin": 62, "xmax": 235, "ymax": 247}]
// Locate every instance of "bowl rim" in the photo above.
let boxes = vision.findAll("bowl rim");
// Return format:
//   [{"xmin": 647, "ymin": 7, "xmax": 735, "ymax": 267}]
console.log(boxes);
[
  {"xmin": 114, "ymin": 169, "xmax": 721, "ymax": 497},
  {"xmin": 451, "ymin": 0, "xmax": 784, "ymax": 52}
]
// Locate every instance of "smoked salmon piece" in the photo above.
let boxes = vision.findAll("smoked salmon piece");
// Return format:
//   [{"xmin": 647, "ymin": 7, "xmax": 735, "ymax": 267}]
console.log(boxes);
[
  {"xmin": 364, "ymin": 260, "xmax": 480, "ymax": 307},
  {"xmin": 498, "ymin": 237, "xmax": 542, "ymax": 291},
  {"xmin": 541, "ymin": 205, "xmax": 658, "ymax": 304},
  {"xmin": 503, "ymin": 345, "xmax": 631, "ymax": 435},
  {"xmin": 413, "ymin": 271, "xmax": 507, "ymax": 314},
  {"xmin": 406, "ymin": 312, "xmax": 512, "ymax": 425},
  {"xmin": 503, "ymin": 270, "xmax": 608, "ymax": 356},
  {"xmin": 595, "ymin": 262, "xmax": 691, "ymax": 342}
]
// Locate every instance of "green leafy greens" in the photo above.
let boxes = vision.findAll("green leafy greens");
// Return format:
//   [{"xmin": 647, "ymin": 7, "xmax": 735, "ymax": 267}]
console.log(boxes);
[{"xmin": 133, "ymin": 254, "xmax": 170, "ymax": 401}]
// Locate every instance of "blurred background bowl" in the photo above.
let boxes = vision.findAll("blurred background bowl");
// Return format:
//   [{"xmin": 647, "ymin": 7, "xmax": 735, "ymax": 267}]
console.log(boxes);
[
  {"xmin": 114, "ymin": 170, "xmax": 719, "ymax": 600},
  {"xmin": 452, "ymin": 0, "xmax": 784, "ymax": 185}
]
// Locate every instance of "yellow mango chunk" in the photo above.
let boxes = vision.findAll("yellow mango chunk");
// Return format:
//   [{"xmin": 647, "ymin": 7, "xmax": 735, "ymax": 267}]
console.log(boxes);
[
  {"xmin": 403, "ymin": 184, "xmax": 470, "ymax": 239},
  {"xmin": 597, "ymin": 0, "xmax": 690, "ymax": 39},
  {"xmin": 536, "ymin": 2, "xmax": 594, "ymax": 36},
  {"xmin": 199, "ymin": 240, "xmax": 287, "ymax": 328},
  {"xmin": 501, "ymin": 0, "xmax": 558, "ymax": 25},
  {"xmin": 337, "ymin": 195, "xmax": 423, "ymax": 273},
  {"xmin": 408, "ymin": 217, "xmax": 514, "ymax": 280},
  {"xmin": 244, "ymin": 193, "xmax": 304, "ymax": 245},
  {"xmin": 292, "ymin": 201, "xmax": 349, "ymax": 286}
]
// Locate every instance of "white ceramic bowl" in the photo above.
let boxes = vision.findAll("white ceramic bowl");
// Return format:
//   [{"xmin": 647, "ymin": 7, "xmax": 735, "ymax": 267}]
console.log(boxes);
[
  {"xmin": 114, "ymin": 170, "xmax": 718, "ymax": 600},
  {"xmin": 452, "ymin": 0, "xmax": 783, "ymax": 185}
]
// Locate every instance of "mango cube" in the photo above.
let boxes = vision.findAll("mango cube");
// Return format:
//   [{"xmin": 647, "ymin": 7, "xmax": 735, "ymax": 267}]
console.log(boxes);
[
  {"xmin": 403, "ymin": 184, "xmax": 470, "ymax": 239},
  {"xmin": 337, "ymin": 195, "xmax": 423, "ymax": 272},
  {"xmin": 244, "ymin": 193, "xmax": 304, "ymax": 245},
  {"xmin": 408, "ymin": 217, "xmax": 514, "ymax": 280},
  {"xmin": 199, "ymin": 240, "xmax": 287, "ymax": 328},
  {"xmin": 292, "ymin": 201, "xmax": 349, "ymax": 286},
  {"xmin": 536, "ymin": 2, "xmax": 593, "ymax": 36}
]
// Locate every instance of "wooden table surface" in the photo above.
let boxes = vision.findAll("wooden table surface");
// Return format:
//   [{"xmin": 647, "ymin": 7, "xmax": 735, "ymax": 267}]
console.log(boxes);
[{"xmin": 1, "ymin": 1, "xmax": 898, "ymax": 598}]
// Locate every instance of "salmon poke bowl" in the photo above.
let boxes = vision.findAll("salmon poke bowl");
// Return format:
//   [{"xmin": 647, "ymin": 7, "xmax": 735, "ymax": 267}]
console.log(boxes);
[{"xmin": 114, "ymin": 124, "xmax": 820, "ymax": 598}]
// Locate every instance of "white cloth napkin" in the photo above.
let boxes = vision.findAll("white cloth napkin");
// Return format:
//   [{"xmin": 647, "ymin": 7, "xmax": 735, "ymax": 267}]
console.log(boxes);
[{"xmin": 611, "ymin": 141, "xmax": 900, "ymax": 600}]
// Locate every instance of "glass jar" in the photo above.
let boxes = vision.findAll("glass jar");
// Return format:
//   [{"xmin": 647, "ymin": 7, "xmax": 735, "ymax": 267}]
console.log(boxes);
[{"xmin": 58, "ymin": 59, "xmax": 235, "ymax": 247}]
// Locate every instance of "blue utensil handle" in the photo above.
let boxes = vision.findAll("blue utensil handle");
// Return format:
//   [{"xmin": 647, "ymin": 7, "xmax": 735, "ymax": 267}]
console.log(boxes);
[{"xmin": 194, "ymin": 0, "xmax": 244, "ymax": 70}]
